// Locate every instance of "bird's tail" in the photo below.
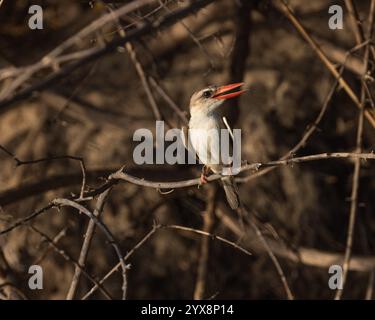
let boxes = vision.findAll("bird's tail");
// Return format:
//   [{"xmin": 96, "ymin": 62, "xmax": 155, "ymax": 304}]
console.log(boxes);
[{"xmin": 221, "ymin": 176, "xmax": 240, "ymax": 209}]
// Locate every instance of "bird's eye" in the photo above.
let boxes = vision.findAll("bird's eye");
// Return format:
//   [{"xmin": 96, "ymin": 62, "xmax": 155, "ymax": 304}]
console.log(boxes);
[{"xmin": 202, "ymin": 90, "xmax": 211, "ymax": 98}]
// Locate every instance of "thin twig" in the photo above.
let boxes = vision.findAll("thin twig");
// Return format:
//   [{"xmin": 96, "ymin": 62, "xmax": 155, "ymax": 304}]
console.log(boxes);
[
  {"xmin": 33, "ymin": 227, "xmax": 68, "ymax": 265},
  {"xmin": 0, "ymin": 145, "xmax": 87, "ymax": 198},
  {"xmin": 163, "ymin": 224, "xmax": 252, "ymax": 257},
  {"xmin": 66, "ymin": 189, "xmax": 111, "ymax": 300}
]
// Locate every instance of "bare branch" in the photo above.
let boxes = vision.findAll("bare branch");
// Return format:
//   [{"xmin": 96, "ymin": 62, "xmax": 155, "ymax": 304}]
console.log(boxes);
[
  {"xmin": 52, "ymin": 195, "xmax": 129, "ymax": 300},
  {"xmin": 66, "ymin": 189, "xmax": 111, "ymax": 300},
  {"xmin": 109, "ymin": 153, "xmax": 375, "ymax": 189}
]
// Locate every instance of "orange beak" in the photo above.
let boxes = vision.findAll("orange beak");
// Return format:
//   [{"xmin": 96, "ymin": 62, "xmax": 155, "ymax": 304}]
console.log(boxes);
[{"xmin": 212, "ymin": 82, "xmax": 247, "ymax": 100}]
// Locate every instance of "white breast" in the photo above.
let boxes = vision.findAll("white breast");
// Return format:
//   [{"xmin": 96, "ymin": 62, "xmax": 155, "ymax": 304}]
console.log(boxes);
[{"xmin": 188, "ymin": 112, "xmax": 221, "ymax": 166}]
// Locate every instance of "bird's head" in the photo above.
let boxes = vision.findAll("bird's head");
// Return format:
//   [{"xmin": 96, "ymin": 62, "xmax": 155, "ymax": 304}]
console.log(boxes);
[{"xmin": 189, "ymin": 82, "xmax": 246, "ymax": 114}]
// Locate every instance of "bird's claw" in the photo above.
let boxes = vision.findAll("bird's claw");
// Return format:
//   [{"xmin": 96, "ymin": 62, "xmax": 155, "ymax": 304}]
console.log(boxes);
[
  {"xmin": 199, "ymin": 173, "xmax": 208, "ymax": 186},
  {"xmin": 198, "ymin": 165, "xmax": 210, "ymax": 188}
]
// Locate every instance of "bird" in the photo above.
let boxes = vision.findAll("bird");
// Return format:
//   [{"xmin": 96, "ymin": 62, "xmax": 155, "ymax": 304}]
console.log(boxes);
[{"xmin": 187, "ymin": 83, "xmax": 246, "ymax": 209}]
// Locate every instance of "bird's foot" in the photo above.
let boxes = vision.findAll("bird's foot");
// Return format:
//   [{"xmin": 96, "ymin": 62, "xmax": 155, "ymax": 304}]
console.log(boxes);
[
  {"xmin": 199, "ymin": 173, "xmax": 208, "ymax": 186},
  {"xmin": 198, "ymin": 165, "xmax": 210, "ymax": 187}
]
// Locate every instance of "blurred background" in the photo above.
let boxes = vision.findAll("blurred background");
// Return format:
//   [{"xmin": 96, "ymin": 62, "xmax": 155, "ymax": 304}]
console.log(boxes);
[{"xmin": 0, "ymin": 0, "xmax": 374, "ymax": 299}]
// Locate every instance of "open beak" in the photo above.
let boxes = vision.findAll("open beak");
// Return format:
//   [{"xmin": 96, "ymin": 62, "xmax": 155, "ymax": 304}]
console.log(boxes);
[{"xmin": 212, "ymin": 82, "xmax": 247, "ymax": 100}]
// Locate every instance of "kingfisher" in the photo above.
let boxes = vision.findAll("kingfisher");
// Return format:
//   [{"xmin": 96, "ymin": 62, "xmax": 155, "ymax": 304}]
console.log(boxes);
[{"xmin": 187, "ymin": 83, "xmax": 246, "ymax": 209}]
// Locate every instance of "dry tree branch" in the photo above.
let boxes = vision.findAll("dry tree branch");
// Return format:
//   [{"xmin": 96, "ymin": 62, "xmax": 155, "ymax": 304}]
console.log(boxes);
[
  {"xmin": 0, "ymin": 166, "xmax": 180, "ymax": 206},
  {"xmin": 334, "ymin": 70, "xmax": 363, "ymax": 300},
  {"xmin": 109, "ymin": 153, "xmax": 375, "ymax": 189},
  {"xmin": 66, "ymin": 189, "xmax": 111, "ymax": 300},
  {"xmin": 124, "ymin": 41, "xmax": 163, "ymax": 122},
  {"xmin": 0, "ymin": 47, "xmax": 99, "ymax": 83},
  {"xmin": 0, "ymin": 144, "xmax": 87, "ymax": 199},
  {"xmin": 0, "ymin": 72, "xmax": 346, "ymax": 201}
]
